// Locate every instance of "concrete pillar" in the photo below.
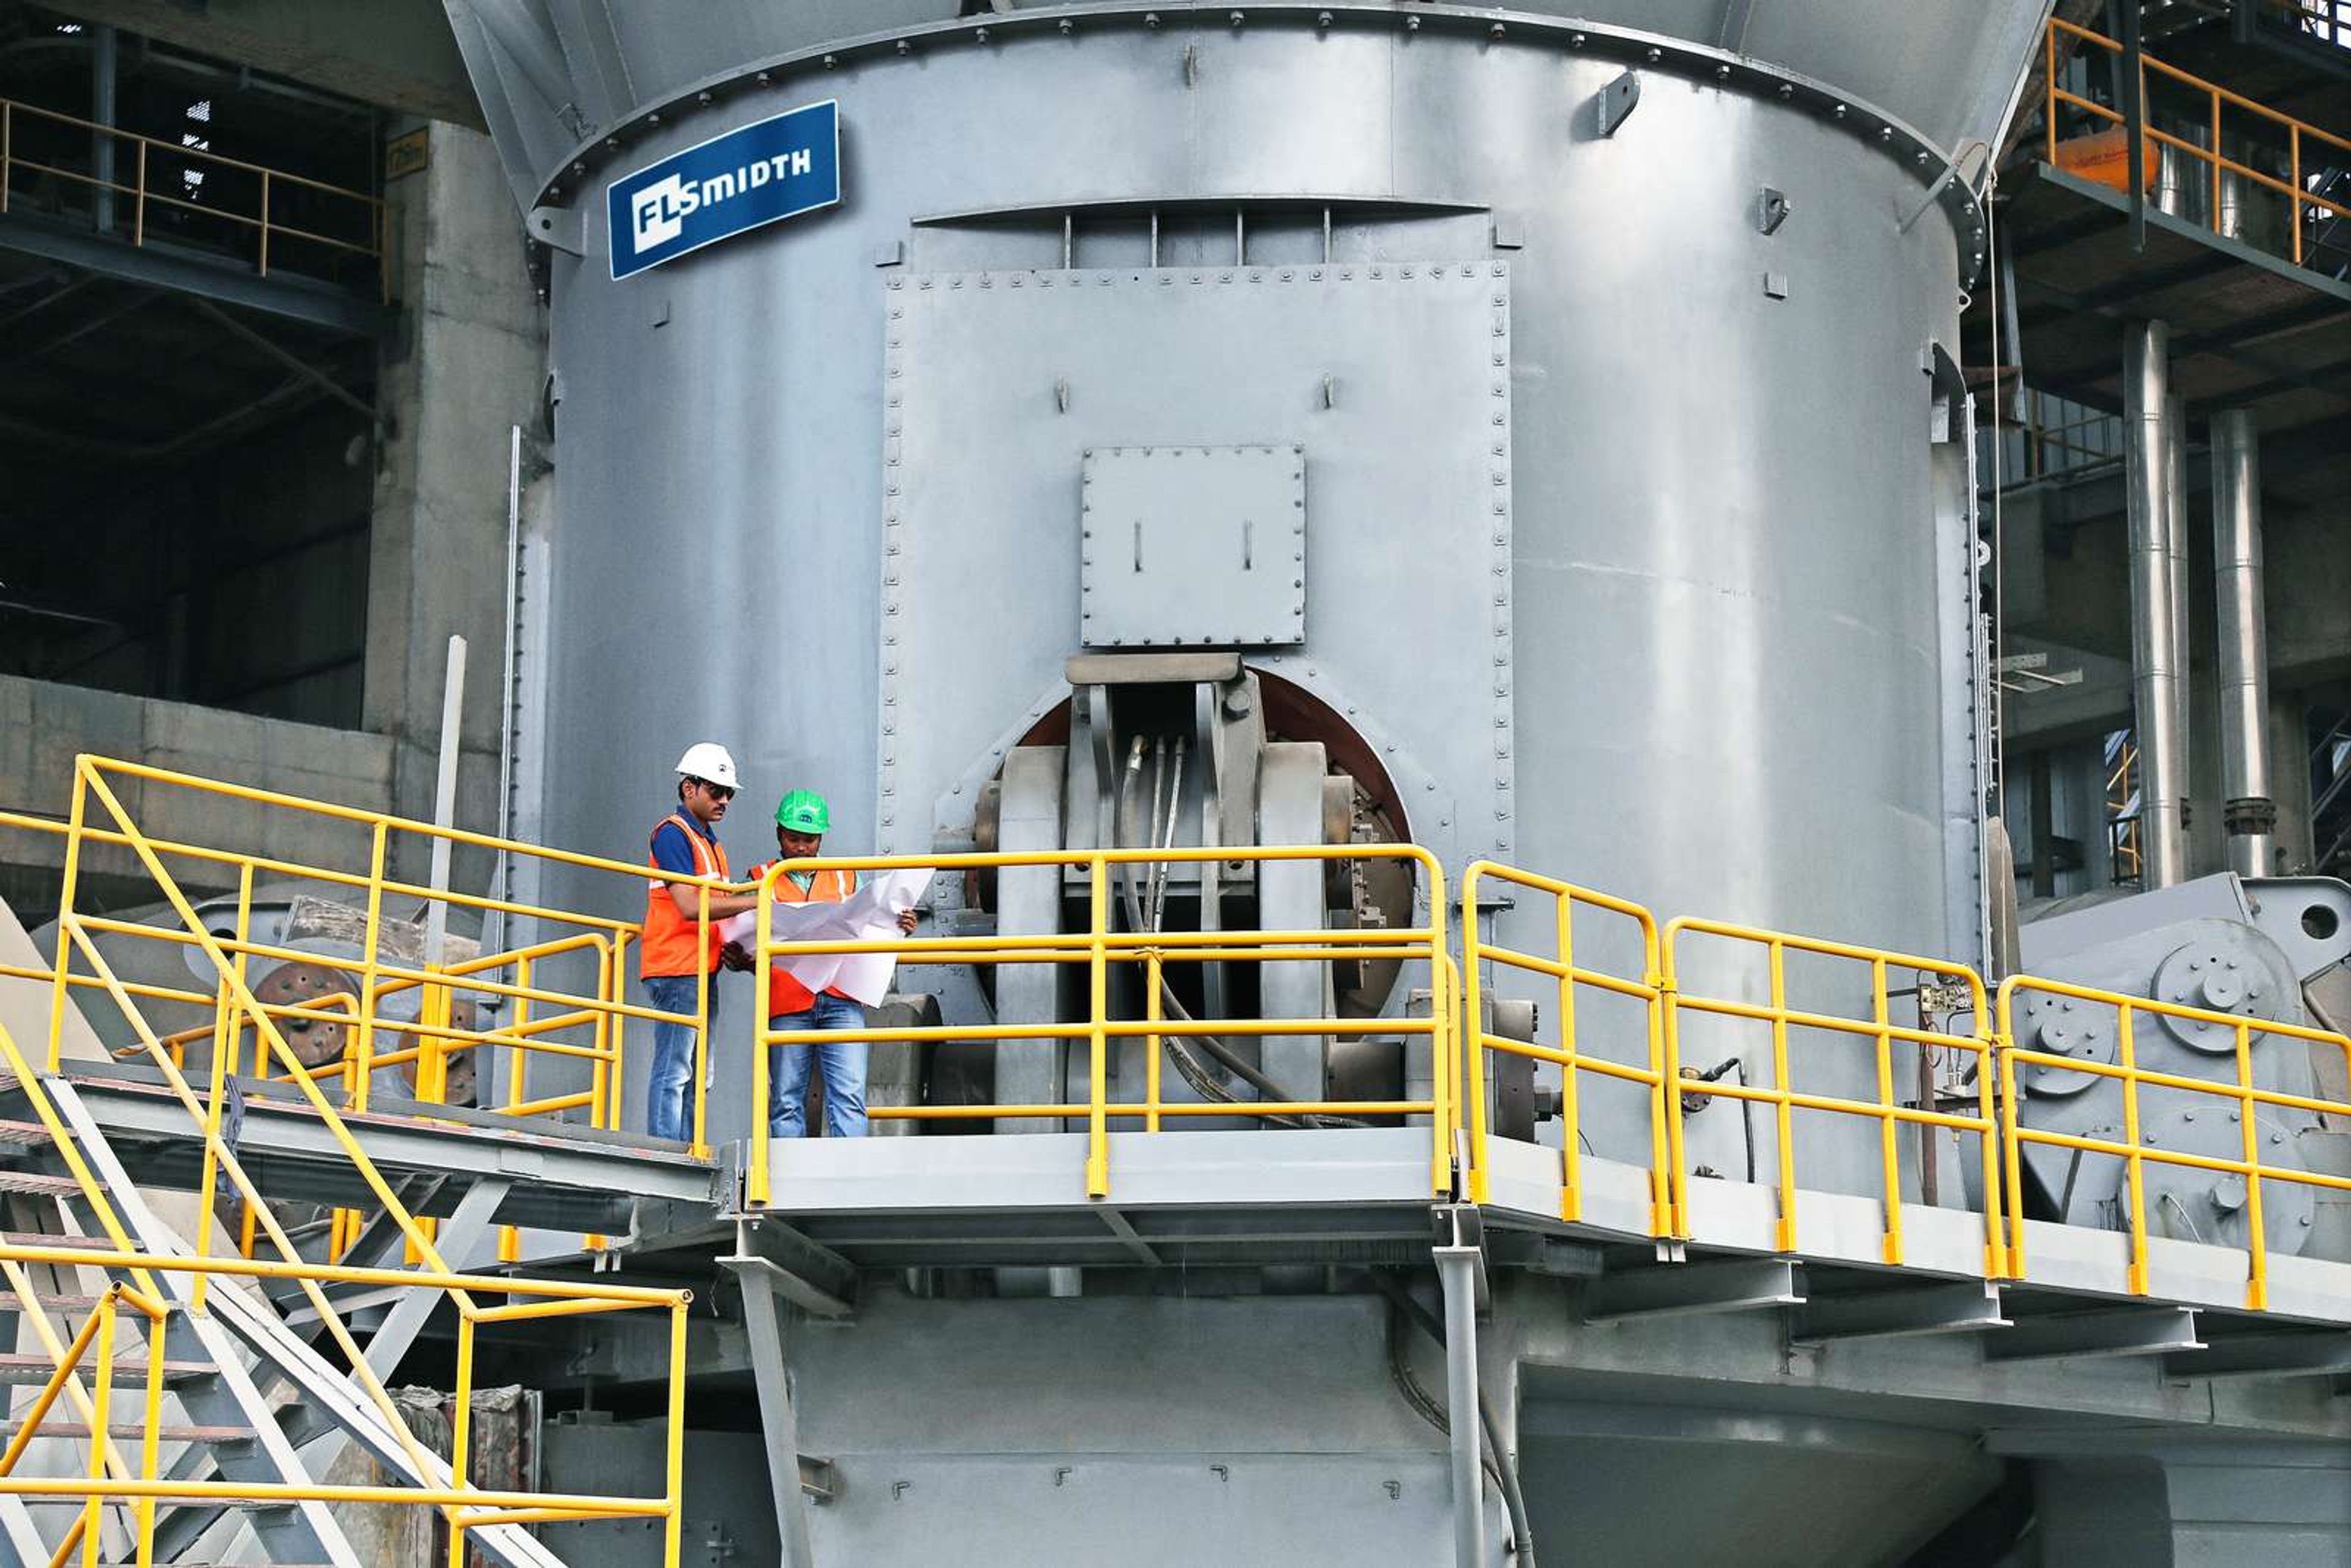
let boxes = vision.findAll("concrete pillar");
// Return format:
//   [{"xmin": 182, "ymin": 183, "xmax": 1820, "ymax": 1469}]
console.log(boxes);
[
  {"xmin": 2211, "ymin": 408, "xmax": 2276, "ymax": 877},
  {"xmin": 365, "ymin": 119, "xmax": 546, "ymax": 888},
  {"xmin": 2124, "ymin": 321, "xmax": 2190, "ymax": 887}
]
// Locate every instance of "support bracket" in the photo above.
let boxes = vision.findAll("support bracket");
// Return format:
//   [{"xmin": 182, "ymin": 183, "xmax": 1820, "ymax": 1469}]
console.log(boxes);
[
  {"xmin": 1983, "ymin": 1305, "xmax": 2202, "ymax": 1362},
  {"xmin": 1791, "ymin": 1280, "xmax": 2009, "ymax": 1344},
  {"xmin": 1584, "ymin": 1258, "xmax": 1802, "ymax": 1323}
]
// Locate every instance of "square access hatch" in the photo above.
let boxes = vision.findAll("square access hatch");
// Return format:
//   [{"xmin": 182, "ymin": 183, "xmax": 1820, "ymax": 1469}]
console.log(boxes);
[{"xmin": 1079, "ymin": 443, "xmax": 1307, "ymax": 648}]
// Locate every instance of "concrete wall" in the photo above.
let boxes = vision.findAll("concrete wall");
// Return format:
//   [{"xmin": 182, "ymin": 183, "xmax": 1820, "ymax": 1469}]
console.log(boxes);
[
  {"xmin": 365, "ymin": 116, "xmax": 547, "ymax": 884},
  {"xmin": 0, "ymin": 672, "xmax": 395, "ymax": 912}
]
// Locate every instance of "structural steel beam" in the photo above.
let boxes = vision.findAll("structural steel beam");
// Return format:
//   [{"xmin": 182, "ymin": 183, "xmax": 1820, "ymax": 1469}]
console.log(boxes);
[
  {"xmin": 2162, "ymin": 1332, "xmax": 2351, "ymax": 1381},
  {"xmin": 0, "ymin": 212, "xmax": 388, "ymax": 337},
  {"xmin": 722, "ymin": 1259, "xmax": 820, "ymax": 1568},
  {"xmin": 720, "ymin": 1217, "xmax": 856, "ymax": 1318},
  {"xmin": 1434, "ymin": 1235, "xmax": 1486, "ymax": 1568},
  {"xmin": 1791, "ymin": 1281, "xmax": 2012, "ymax": 1345},
  {"xmin": 1583, "ymin": 1258, "xmax": 1804, "ymax": 1324},
  {"xmin": 1983, "ymin": 1306, "xmax": 2203, "ymax": 1362}
]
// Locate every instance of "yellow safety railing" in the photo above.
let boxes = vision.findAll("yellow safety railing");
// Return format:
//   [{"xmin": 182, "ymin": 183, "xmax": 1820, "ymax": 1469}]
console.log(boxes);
[
  {"xmin": 8, "ymin": 756, "xmax": 741, "ymax": 1157},
  {"xmin": 0, "ymin": 94, "xmax": 388, "ymax": 299},
  {"xmin": 2044, "ymin": 15, "xmax": 2351, "ymax": 268},
  {"xmin": 1458, "ymin": 862, "xmax": 1676, "ymax": 1236},
  {"xmin": 0, "ymin": 764, "xmax": 694, "ymax": 1561},
  {"xmin": 748, "ymin": 844, "xmax": 1454, "ymax": 1206},
  {"xmin": 1662, "ymin": 919, "xmax": 2007, "ymax": 1276},
  {"xmin": 1995, "ymin": 974, "xmax": 2351, "ymax": 1311}
]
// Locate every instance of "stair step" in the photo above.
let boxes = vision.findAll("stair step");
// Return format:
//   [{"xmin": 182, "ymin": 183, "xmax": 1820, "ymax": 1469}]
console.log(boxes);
[
  {"xmin": 0, "ymin": 1353, "xmax": 209, "ymax": 1386},
  {"xmin": 0, "ymin": 1421, "xmax": 253, "ymax": 1444},
  {"xmin": 0, "ymin": 1120, "xmax": 56, "ymax": 1144},
  {"xmin": 0, "ymin": 1171, "xmax": 87, "ymax": 1197},
  {"xmin": 0, "ymin": 1292, "xmax": 111, "ymax": 1313},
  {"xmin": 0, "ymin": 1231, "xmax": 119, "ymax": 1251}
]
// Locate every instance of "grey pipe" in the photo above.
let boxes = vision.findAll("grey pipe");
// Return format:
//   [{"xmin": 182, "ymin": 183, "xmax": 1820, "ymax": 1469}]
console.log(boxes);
[
  {"xmin": 1434, "ymin": 1242, "xmax": 1487, "ymax": 1568},
  {"xmin": 2163, "ymin": 391, "xmax": 2193, "ymax": 821},
  {"xmin": 2211, "ymin": 408, "xmax": 2276, "ymax": 877},
  {"xmin": 2124, "ymin": 321, "xmax": 2190, "ymax": 887}
]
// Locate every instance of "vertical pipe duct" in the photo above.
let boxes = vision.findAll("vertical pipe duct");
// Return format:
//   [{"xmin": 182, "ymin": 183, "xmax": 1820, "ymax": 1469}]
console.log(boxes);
[
  {"xmin": 2211, "ymin": 408, "xmax": 2276, "ymax": 877},
  {"xmin": 90, "ymin": 25, "xmax": 117, "ymax": 236},
  {"xmin": 2125, "ymin": 322, "xmax": 2190, "ymax": 886},
  {"xmin": 2163, "ymin": 392, "xmax": 2193, "ymax": 835}
]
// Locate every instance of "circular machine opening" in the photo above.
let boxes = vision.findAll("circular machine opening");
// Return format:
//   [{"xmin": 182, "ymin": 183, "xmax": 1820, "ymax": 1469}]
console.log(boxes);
[
  {"xmin": 956, "ymin": 665, "xmax": 1420, "ymax": 1111},
  {"xmin": 2304, "ymin": 904, "xmax": 2339, "ymax": 941}
]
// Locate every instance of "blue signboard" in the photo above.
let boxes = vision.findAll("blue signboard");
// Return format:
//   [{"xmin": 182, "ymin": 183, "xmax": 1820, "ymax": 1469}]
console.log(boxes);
[{"xmin": 606, "ymin": 100, "xmax": 840, "ymax": 280}]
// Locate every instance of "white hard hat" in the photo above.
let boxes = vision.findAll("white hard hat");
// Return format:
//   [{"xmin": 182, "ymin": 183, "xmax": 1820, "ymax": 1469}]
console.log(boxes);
[{"xmin": 673, "ymin": 741, "xmax": 739, "ymax": 790}]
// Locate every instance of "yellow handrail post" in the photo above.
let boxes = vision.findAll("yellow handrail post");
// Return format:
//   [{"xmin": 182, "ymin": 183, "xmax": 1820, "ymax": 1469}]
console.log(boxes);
[
  {"xmin": 1085, "ymin": 855, "xmax": 1110, "ymax": 1199},
  {"xmin": 447, "ymin": 1313, "xmax": 476, "ymax": 1568},
  {"xmin": 81, "ymin": 1298, "xmax": 114, "ymax": 1568},
  {"xmin": 2235, "ymin": 1018, "xmax": 2268, "ymax": 1310},
  {"xmin": 1767, "ymin": 938, "xmax": 1798, "ymax": 1253},
  {"xmin": 1144, "ymin": 948, "xmax": 1163, "ymax": 1133},
  {"xmin": 1871, "ymin": 956, "xmax": 1903, "ymax": 1266},
  {"xmin": 663, "ymin": 1299, "xmax": 688, "ymax": 1568},
  {"xmin": 352, "ymin": 820, "xmax": 389, "ymax": 1114},
  {"xmin": 749, "ymin": 873, "xmax": 774, "ymax": 1207},
  {"xmin": 2290, "ymin": 124, "xmax": 2303, "ymax": 264},
  {"xmin": 134, "ymin": 1295, "xmax": 165, "ymax": 1568},
  {"xmin": 691, "ymin": 888, "xmax": 712, "ymax": 1158},
  {"xmin": 2044, "ymin": 22, "xmax": 2058, "ymax": 167},
  {"xmin": 2118, "ymin": 1004, "xmax": 2150, "ymax": 1296},
  {"xmin": 48, "ymin": 765, "xmax": 90, "ymax": 1072},
  {"xmin": 1554, "ymin": 891, "xmax": 1580, "ymax": 1221},
  {"xmin": 1458, "ymin": 869, "xmax": 1487, "ymax": 1204}
]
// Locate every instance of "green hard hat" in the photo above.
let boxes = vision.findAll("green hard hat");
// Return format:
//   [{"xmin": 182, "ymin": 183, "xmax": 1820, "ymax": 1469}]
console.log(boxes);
[{"xmin": 775, "ymin": 789, "xmax": 831, "ymax": 835}]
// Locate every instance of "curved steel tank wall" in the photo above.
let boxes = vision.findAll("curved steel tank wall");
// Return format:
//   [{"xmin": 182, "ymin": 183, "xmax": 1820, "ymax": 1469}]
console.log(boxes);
[{"xmin": 520, "ymin": 12, "xmax": 1984, "ymax": 1171}]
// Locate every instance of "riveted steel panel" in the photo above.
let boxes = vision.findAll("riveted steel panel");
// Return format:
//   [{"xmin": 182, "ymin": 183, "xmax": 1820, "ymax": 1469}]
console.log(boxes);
[
  {"xmin": 1078, "ymin": 445, "xmax": 1308, "ymax": 650},
  {"xmin": 879, "ymin": 264, "xmax": 1511, "ymax": 870}
]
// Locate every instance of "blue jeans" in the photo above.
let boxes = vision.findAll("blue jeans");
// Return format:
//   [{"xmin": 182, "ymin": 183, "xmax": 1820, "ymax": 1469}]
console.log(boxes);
[
  {"xmin": 642, "ymin": 972, "xmax": 718, "ymax": 1143},
  {"xmin": 770, "ymin": 992, "xmax": 868, "ymax": 1138}
]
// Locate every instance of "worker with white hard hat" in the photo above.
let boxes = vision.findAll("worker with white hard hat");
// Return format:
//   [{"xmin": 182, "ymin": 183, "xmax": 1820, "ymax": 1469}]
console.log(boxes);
[{"xmin": 638, "ymin": 741, "xmax": 759, "ymax": 1142}]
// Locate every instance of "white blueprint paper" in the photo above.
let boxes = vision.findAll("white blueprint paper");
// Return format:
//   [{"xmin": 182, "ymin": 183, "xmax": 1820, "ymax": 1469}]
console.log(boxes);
[{"xmin": 721, "ymin": 868, "xmax": 935, "ymax": 1008}]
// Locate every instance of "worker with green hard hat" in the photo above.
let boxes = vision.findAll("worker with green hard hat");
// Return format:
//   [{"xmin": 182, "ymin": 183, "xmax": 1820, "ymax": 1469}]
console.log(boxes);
[{"xmin": 738, "ymin": 788, "xmax": 916, "ymax": 1138}]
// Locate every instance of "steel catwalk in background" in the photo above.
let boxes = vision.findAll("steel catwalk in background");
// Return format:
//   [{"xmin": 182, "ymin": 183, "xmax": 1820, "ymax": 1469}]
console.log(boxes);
[
  {"xmin": 2123, "ymin": 320, "xmax": 2189, "ymax": 888},
  {"xmin": 2211, "ymin": 407, "xmax": 2276, "ymax": 879}
]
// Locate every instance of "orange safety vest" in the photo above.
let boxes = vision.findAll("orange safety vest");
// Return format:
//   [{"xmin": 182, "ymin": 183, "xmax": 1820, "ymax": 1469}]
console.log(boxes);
[
  {"xmin": 639, "ymin": 813, "xmax": 732, "ymax": 979},
  {"xmin": 746, "ymin": 861, "xmax": 857, "ymax": 1019}
]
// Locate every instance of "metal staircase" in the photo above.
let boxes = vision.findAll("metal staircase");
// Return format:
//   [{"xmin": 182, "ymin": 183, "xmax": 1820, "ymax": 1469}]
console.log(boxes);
[{"xmin": 0, "ymin": 756, "xmax": 695, "ymax": 1564}]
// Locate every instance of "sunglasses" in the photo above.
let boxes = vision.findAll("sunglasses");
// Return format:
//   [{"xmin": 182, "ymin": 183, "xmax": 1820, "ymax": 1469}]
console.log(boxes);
[{"xmin": 691, "ymin": 779, "xmax": 736, "ymax": 802}]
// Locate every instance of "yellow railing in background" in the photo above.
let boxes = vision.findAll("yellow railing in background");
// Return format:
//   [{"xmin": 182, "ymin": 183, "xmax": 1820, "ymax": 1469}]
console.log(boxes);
[
  {"xmin": 1997, "ymin": 975, "xmax": 2351, "ymax": 1311},
  {"xmin": 0, "ymin": 94, "xmax": 388, "ymax": 299},
  {"xmin": 1458, "ymin": 862, "xmax": 1675, "ymax": 1234},
  {"xmin": 2043, "ymin": 15, "xmax": 2351, "ymax": 267},
  {"xmin": 749, "ymin": 844, "xmax": 1453, "ymax": 1207},
  {"xmin": 1662, "ymin": 920, "xmax": 2007, "ymax": 1277}
]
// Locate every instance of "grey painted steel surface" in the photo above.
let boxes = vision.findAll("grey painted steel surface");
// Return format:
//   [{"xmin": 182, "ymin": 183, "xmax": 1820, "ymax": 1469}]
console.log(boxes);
[
  {"xmin": 2123, "ymin": 320, "xmax": 2190, "ymax": 887},
  {"xmin": 443, "ymin": 1, "xmax": 2049, "ymax": 209},
  {"xmin": 492, "ymin": 18, "xmax": 1983, "ymax": 1187},
  {"xmin": 2211, "ymin": 408, "xmax": 2276, "ymax": 879}
]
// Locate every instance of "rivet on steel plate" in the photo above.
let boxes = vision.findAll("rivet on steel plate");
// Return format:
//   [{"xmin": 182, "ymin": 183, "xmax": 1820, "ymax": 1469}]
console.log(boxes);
[
  {"xmin": 1318, "ymin": 9, "xmax": 1332, "ymax": 26},
  {"xmin": 698, "ymin": 91, "xmax": 713, "ymax": 105},
  {"xmin": 648, "ymin": 111, "xmax": 662, "ymax": 125},
  {"xmin": 976, "ymin": 25, "xmax": 991, "ymax": 42},
  {"xmin": 1778, "ymin": 84, "xmax": 1793, "ymax": 100},
  {"xmin": 1570, "ymin": 32, "xmax": 1585, "ymax": 47},
  {"xmin": 1832, "ymin": 104, "xmax": 1847, "ymax": 120},
  {"xmin": 1880, "ymin": 127, "xmax": 1894, "ymax": 143},
  {"xmin": 824, "ymin": 54, "xmax": 838, "ymax": 68},
  {"xmin": 1646, "ymin": 48, "xmax": 1661, "ymax": 62},
  {"xmin": 1490, "ymin": 22, "xmax": 1505, "ymax": 37},
  {"xmin": 896, "ymin": 40, "xmax": 912, "ymax": 54},
  {"xmin": 605, "ymin": 137, "xmax": 620, "ymax": 149},
  {"xmin": 1406, "ymin": 15, "xmax": 1420, "ymax": 29},
  {"xmin": 1060, "ymin": 18, "xmax": 1073, "ymax": 33},
  {"xmin": 1716, "ymin": 65, "xmax": 1730, "ymax": 81},
  {"xmin": 1230, "ymin": 9, "xmax": 1244, "ymax": 25},
  {"xmin": 1145, "ymin": 12, "xmax": 1160, "ymax": 27},
  {"xmin": 756, "ymin": 72, "xmax": 771, "ymax": 86},
  {"xmin": 572, "ymin": 161, "xmax": 587, "ymax": 176}
]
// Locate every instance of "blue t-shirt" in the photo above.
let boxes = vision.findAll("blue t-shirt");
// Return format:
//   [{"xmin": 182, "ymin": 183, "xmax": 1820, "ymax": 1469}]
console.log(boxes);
[{"xmin": 650, "ymin": 808, "xmax": 720, "ymax": 880}]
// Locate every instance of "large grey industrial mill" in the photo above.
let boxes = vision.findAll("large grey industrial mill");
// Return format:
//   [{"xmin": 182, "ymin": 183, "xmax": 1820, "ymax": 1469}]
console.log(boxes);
[{"xmin": 0, "ymin": 1, "xmax": 2347, "ymax": 1564}]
